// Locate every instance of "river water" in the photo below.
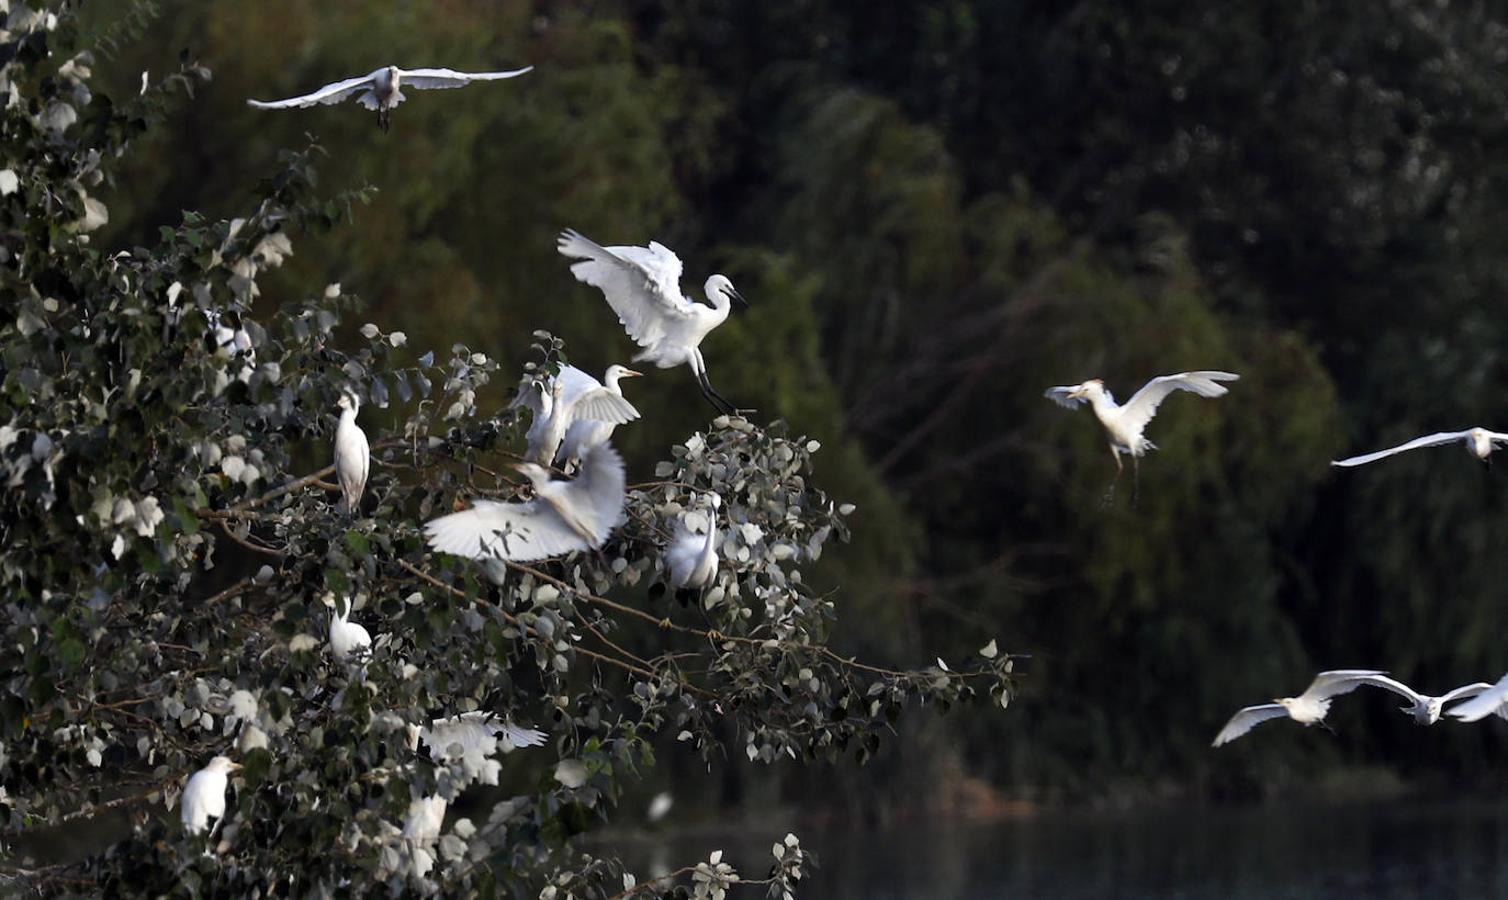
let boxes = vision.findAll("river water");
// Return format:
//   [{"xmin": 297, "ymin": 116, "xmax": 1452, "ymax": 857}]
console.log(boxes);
[{"xmin": 619, "ymin": 797, "xmax": 1508, "ymax": 898}]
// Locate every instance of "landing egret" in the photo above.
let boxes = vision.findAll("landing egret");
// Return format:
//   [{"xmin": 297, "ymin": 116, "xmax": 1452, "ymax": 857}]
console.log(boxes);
[
  {"xmin": 1045, "ymin": 371, "xmax": 1238, "ymax": 489},
  {"xmin": 511, "ymin": 365, "xmax": 641, "ymax": 466},
  {"xmin": 248, "ymin": 65, "xmax": 532, "ymax": 132},
  {"xmin": 334, "ymin": 391, "xmax": 369, "ymax": 515},
  {"xmin": 1447, "ymin": 673, "xmax": 1508, "ymax": 723},
  {"xmin": 328, "ymin": 596, "xmax": 371, "ymax": 662},
  {"xmin": 1332, "ymin": 427, "xmax": 1508, "ymax": 468},
  {"xmin": 182, "ymin": 755, "xmax": 241, "ymax": 835},
  {"xmin": 666, "ymin": 493, "xmax": 721, "ymax": 590},
  {"xmin": 1212, "ymin": 669, "xmax": 1409, "ymax": 746},
  {"xmin": 554, "ymin": 365, "xmax": 644, "ymax": 470},
  {"xmin": 423, "ymin": 444, "xmax": 626, "ymax": 562},
  {"xmin": 557, "ymin": 229, "xmax": 748, "ymax": 415},
  {"xmin": 408, "ymin": 712, "xmax": 547, "ymax": 759}
]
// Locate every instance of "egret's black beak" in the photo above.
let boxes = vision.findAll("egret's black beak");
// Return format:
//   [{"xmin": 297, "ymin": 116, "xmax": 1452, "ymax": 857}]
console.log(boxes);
[{"xmin": 730, "ymin": 286, "xmax": 749, "ymax": 309}]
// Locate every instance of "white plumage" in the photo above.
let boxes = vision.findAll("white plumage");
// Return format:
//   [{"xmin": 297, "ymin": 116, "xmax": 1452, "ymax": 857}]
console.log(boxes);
[
  {"xmin": 1333, "ymin": 427, "xmax": 1508, "ymax": 468},
  {"xmin": 410, "ymin": 711, "xmax": 548, "ymax": 759},
  {"xmin": 333, "ymin": 391, "xmax": 369, "ymax": 515},
  {"xmin": 1212, "ymin": 669, "xmax": 1412, "ymax": 746},
  {"xmin": 328, "ymin": 596, "xmax": 372, "ymax": 662},
  {"xmin": 1447, "ymin": 673, "xmax": 1508, "ymax": 723},
  {"xmin": 181, "ymin": 755, "xmax": 241, "ymax": 835},
  {"xmin": 511, "ymin": 364, "xmax": 641, "ymax": 466},
  {"xmin": 423, "ymin": 443, "xmax": 626, "ymax": 562},
  {"xmin": 1045, "ymin": 371, "xmax": 1238, "ymax": 469},
  {"xmin": 666, "ymin": 493, "xmax": 721, "ymax": 590},
  {"xmin": 248, "ymin": 65, "xmax": 532, "ymax": 131},
  {"xmin": 554, "ymin": 365, "xmax": 645, "ymax": 469},
  {"xmin": 557, "ymin": 229, "xmax": 746, "ymax": 414}
]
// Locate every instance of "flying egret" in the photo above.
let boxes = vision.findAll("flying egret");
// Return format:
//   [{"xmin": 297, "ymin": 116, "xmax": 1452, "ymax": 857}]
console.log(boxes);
[
  {"xmin": 181, "ymin": 755, "xmax": 241, "ymax": 835},
  {"xmin": 1045, "ymin": 370, "xmax": 1238, "ymax": 492},
  {"xmin": 1447, "ymin": 673, "xmax": 1508, "ymax": 723},
  {"xmin": 553, "ymin": 364, "xmax": 645, "ymax": 470},
  {"xmin": 511, "ymin": 365, "xmax": 641, "ymax": 466},
  {"xmin": 247, "ymin": 65, "xmax": 533, "ymax": 132},
  {"xmin": 407, "ymin": 712, "xmax": 547, "ymax": 759},
  {"xmin": 666, "ymin": 493, "xmax": 721, "ymax": 590},
  {"xmin": 1212, "ymin": 669, "xmax": 1411, "ymax": 746},
  {"xmin": 334, "ymin": 391, "xmax": 370, "ymax": 515},
  {"xmin": 556, "ymin": 229, "xmax": 748, "ymax": 415},
  {"xmin": 1332, "ymin": 427, "xmax": 1508, "ymax": 468},
  {"xmin": 423, "ymin": 443, "xmax": 626, "ymax": 562},
  {"xmin": 328, "ymin": 596, "xmax": 372, "ymax": 662},
  {"xmin": 1366, "ymin": 678, "xmax": 1499, "ymax": 724}
]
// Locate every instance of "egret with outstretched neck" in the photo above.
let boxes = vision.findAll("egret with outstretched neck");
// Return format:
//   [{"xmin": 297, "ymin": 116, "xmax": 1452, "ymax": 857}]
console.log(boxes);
[
  {"xmin": 1333, "ymin": 427, "xmax": 1508, "ymax": 468},
  {"xmin": 248, "ymin": 65, "xmax": 532, "ymax": 132}
]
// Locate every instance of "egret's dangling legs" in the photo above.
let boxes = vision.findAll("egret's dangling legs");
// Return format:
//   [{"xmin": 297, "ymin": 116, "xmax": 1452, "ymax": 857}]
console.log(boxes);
[
  {"xmin": 1101, "ymin": 446, "xmax": 1123, "ymax": 506},
  {"xmin": 691, "ymin": 351, "xmax": 736, "ymax": 416}
]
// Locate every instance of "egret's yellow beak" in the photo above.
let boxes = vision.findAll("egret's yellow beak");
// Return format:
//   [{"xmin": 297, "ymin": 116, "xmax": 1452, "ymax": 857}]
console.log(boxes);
[
  {"xmin": 1068, "ymin": 386, "xmax": 1089, "ymax": 399},
  {"xmin": 622, "ymin": 369, "xmax": 644, "ymax": 378},
  {"xmin": 229, "ymin": 761, "xmax": 244, "ymax": 772}
]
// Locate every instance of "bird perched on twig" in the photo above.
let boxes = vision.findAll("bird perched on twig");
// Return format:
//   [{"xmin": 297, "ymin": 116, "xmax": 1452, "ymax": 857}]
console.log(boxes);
[
  {"xmin": 333, "ymin": 391, "xmax": 369, "ymax": 515},
  {"xmin": 1333, "ymin": 427, "xmax": 1508, "ymax": 468},
  {"xmin": 557, "ymin": 229, "xmax": 748, "ymax": 415},
  {"xmin": 181, "ymin": 755, "xmax": 241, "ymax": 836},
  {"xmin": 423, "ymin": 443, "xmax": 626, "ymax": 562},
  {"xmin": 1212, "ymin": 669, "xmax": 1413, "ymax": 746},
  {"xmin": 511, "ymin": 364, "xmax": 641, "ymax": 466},
  {"xmin": 248, "ymin": 65, "xmax": 532, "ymax": 132},
  {"xmin": 327, "ymin": 596, "xmax": 371, "ymax": 662},
  {"xmin": 666, "ymin": 492, "xmax": 721, "ymax": 591}
]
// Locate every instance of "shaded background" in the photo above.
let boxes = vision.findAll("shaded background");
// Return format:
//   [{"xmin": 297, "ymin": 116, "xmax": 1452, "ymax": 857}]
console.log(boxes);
[{"xmin": 80, "ymin": 0, "xmax": 1508, "ymax": 821}]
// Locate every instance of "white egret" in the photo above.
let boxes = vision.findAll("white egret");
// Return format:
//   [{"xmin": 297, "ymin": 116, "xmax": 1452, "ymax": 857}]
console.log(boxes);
[
  {"xmin": 423, "ymin": 443, "xmax": 625, "ymax": 562},
  {"xmin": 557, "ymin": 229, "xmax": 748, "ymax": 415},
  {"xmin": 666, "ymin": 493, "xmax": 721, "ymax": 590},
  {"xmin": 403, "ymin": 795, "xmax": 447, "ymax": 842},
  {"xmin": 333, "ymin": 391, "xmax": 369, "ymax": 515},
  {"xmin": 1447, "ymin": 673, "xmax": 1508, "ymax": 723},
  {"xmin": 408, "ymin": 712, "xmax": 547, "ymax": 759},
  {"xmin": 181, "ymin": 755, "xmax": 241, "ymax": 835},
  {"xmin": 1367, "ymin": 678, "xmax": 1498, "ymax": 724},
  {"xmin": 328, "ymin": 596, "xmax": 371, "ymax": 662},
  {"xmin": 511, "ymin": 365, "xmax": 641, "ymax": 466},
  {"xmin": 1212, "ymin": 669, "xmax": 1411, "ymax": 746},
  {"xmin": 248, "ymin": 65, "xmax": 532, "ymax": 132},
  {"xmin": 553, "ymin": 364, "xmax": 645, "ymax": 470},
  {"xmin": 1045, "ymin": 370, "xmax": 1238, "ymax": 490},
  {"xmin": 1332, "ymin": 427, "xmax": 1508, "ymax": 468}
]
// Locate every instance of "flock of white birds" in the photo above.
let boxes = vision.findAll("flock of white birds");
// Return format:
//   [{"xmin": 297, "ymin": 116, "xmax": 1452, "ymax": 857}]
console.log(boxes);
[{"xmin": 177, "ymin": 58, "xmax": 1508, "ymax": 841}]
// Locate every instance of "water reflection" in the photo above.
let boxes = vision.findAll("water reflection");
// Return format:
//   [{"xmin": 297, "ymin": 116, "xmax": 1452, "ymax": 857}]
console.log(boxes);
[{"xmin": 617, "ymin": 798, "xmax": 1508, "ymax": 898}]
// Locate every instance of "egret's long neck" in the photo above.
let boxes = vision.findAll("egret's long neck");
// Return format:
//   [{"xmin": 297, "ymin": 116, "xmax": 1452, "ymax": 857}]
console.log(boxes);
[
  {"xmin": 604, "ymin": 370, "xmax": 623, "ymax": 394},
  {"xmin": 704, "ymin": 279, "xmax": 733, "ymax": 321},
  {"xmin": 339, "ymin": 407, "xmax": 358, "ymax": 428},
  {"xmin": 702, "ymin": 508, "xmax": 718, "ymax": 556},
  {"xmin": 1086, "ymin": 388, "xmax": 1119, "ymax": 421}
]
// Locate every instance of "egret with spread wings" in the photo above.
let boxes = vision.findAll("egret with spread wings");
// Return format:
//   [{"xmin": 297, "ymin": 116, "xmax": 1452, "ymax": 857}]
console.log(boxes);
[
  {"xmin": 248, "ymin": 65, "xmax": 532, "ymax": 131},
  {"xmin": 511, "ymin": 364, "xmax": 641, "ymax": 466},
  {"xmin": 557, "ymin": 229, "xmax": 747, "ymax": 415},
  {"xmin": 1333, "ymin": 427, "xmax": 1508, "ymax": 468},
  {"xmin": 1212, "ymin": 669, "xmax": 1413, "ymax": 746},
  {"xmin": 1447, "ymin": 672, "xmax": 1508, "ymax": 723},
  {"xmin": 423, "ymin": 443, "xmax": 625, "ymax": 562}
]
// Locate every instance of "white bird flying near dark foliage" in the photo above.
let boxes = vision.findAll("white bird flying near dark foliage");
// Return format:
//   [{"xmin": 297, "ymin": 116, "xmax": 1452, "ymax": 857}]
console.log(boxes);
[
  {"xmin": 333, "ymin": 390, "xmax": 369, "ymax": 515},
  {"xmin": 248, "ymin": 65, "xmax": 533, "ymax": 132},
  {"xmin": 1332, "ymin": 427, "xmax": 1508, "ymax": 468},
  {"xmin": 510, "ymin": 364, "xmax": 641, "ymax": 466},
  {"xmin": 1212, "ymin": 669, "xmax": 1413, "ymax": 746},
  {"xmin": 1367, "ymin": 677, "xmax": 1500, "ymax": 725},
  {"xmin": 557, "ymin": 229, "xmax": 748, "ymax": 415},
  {"xmin": 423, "ymin": 443, "xmax": 626, "ymax": 562},
  {"xmin": 1447, "ymin": 672, "xmax": 1508, "ymax": 723}
]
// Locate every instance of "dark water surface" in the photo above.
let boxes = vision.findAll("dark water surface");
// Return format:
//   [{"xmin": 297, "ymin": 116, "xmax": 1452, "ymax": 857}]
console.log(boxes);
[{"xmin": 617, "ymin": 798, "xmax": 1508, "ymax": 898}]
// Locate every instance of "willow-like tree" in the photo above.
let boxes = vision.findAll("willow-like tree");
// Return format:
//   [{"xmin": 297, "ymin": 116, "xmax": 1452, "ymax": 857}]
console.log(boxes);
[{"xmin": 0, "ymin": 10, "xmax": 1012, "ymax": 896}]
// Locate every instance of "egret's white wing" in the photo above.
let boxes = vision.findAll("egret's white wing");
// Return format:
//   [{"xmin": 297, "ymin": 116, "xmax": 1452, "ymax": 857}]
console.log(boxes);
[
  {"xmin": 1043, "ymin": 386, "xmax": 1087, "ymax": 409},
  {"xmin": 247, "ymin": 72, "xmax": 378, "ymax": 109},
  {"xmin": 1332, "ymin": 673, "xmax": 1422, "ymax": 704},
  {"xmin": 397, "ymin": 66, "xmax": 533, "ymax": 90},
  {"xmin": 1448, "ymin": 674, "xmax": 1508, "ymax": 723},
  {"xmin": 1302, "ymin": 669, "xmax": 1394, "ymax": 701},
  {"xmin": 1487, "ymin": 431, "xmax": 1508, "ymax": 445},
  {"xmin": 1438, "ymin": 682, "xmax": 1494, "ymax": 705},
  {"xmin": 557, "ymin": 230, "xmax": 696, "ymax": 352},
  {"xmin": 554, "ymin": 365, "xmax": 604, "ymax": 406},
  {"xmin": 423, "ymin": 712, "xmax": 546, "ymax": 759},
  {"xmin": 1118, "ymin": 371, "xmax": 1239, "ymax": 434},
  {"xmin": 1212, "ymin": 704, "xmax": 1288, "ymax": 746},
  {"xmin": 571, "ymin": 388, "xmax": 640, "ymax": 426},
  {"xmin": 1331, "ymin": 431, "xmax": 1473, "ymax": 467},
  {"xmin": 423, "ymin": 497, "xmax": 588, "ymax": 561},
  {"xmin": 534, "ymin": 443, "xmax": 626, "ymax": 546}
]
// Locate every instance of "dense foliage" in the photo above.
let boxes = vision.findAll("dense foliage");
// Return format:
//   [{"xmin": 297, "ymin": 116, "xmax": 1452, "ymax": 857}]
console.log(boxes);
[{"xmin": 0, "ymin": 6, "xmax": 1012, "ymax": 894}]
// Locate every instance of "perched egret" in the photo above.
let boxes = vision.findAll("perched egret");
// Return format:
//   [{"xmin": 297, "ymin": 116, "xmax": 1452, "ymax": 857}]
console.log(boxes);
[
  {"xmin": 1332, "ymin": 427, "xmax": 1508, "ymax": 468},
  {"xmin": 557, "ymin": 229, "xmax": 748, "ymax": 414},
  {"xmin": 666, "ymin": 493, "xmax": 721, "ymax": 590},
  {"xmin": 1212, "ymin": 670, "xmax": 1409, "ymax": 746},
  {"xmin": 181, "ymin": 755, "xmax": 241, "ymax": 835},
  {"xmin": 554, "ymin": 365, "xmax": 645, "ymax": 470},
  {"xmin": 1366, "ymin": 678, "xmax": 1498, "ymax": 724},
  {"xmin": 1045, "ymin": 370, "xmax": 1238, "ymax": 492},
  {"xmin": 511, "ymin": 365, "xmax": 641, "ymax": 466},
  {"xmin": 1447, "ymin": 673, "xmax": 1508, "ymax": 723},
  {"xmin": 403, "ymin": 795, "xmax": 448, "ymax": 843},
  {"xmin": 408, "ymin": 712, "xmax": 548, "ymax": 759},
  {"xmin": 328, "ymin": 596, "xmax": 372, "ymax": 662},
  {"xmin": 248, "ymin": 65, "xmax": 532, "ymax": 132},
  {"xmin": 423, "ymin": 443, "xmax": 626, "ymax": 562},
  {"xmin": 333, "ymin": 391, "xmax": 369, "ymax": 515}
]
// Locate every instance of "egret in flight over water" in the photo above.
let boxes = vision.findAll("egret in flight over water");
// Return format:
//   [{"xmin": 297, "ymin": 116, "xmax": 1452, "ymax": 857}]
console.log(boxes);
[
  {"xmin": 423, "ymin": 443, "xmax": 626, "ymax": 562},
  {"xmin": 557, "ymin": 229, "xmax": 748, "ymax": 415},
  {"xmin": 334, "ymin": 391, "xmax": 369, "ymax": 515},
  {"xmin": 1045, "ymin": 371, "xmax": 1238, "ymax": 493},
  {"xmin": 511, "ymin": 364, "xmax": 641, "ymax": 466},
  {"xmin": 1212, "ymin": 670, "xmax": 1409, "ymax": 746},
  {"xmin": 1332, "ymin": 427, "xmax": 1508, "ymax": 468},
  {"xmin": 248, "ymin": 65, "xmax": 532, "ymax": 131},
  {"xmin": 182, "ymin": 755, "xmax": 241, "ymax": 835},
  {"xmin": 1447, "ymin": 673, "xmax": 1508, "ymax": 723}
]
